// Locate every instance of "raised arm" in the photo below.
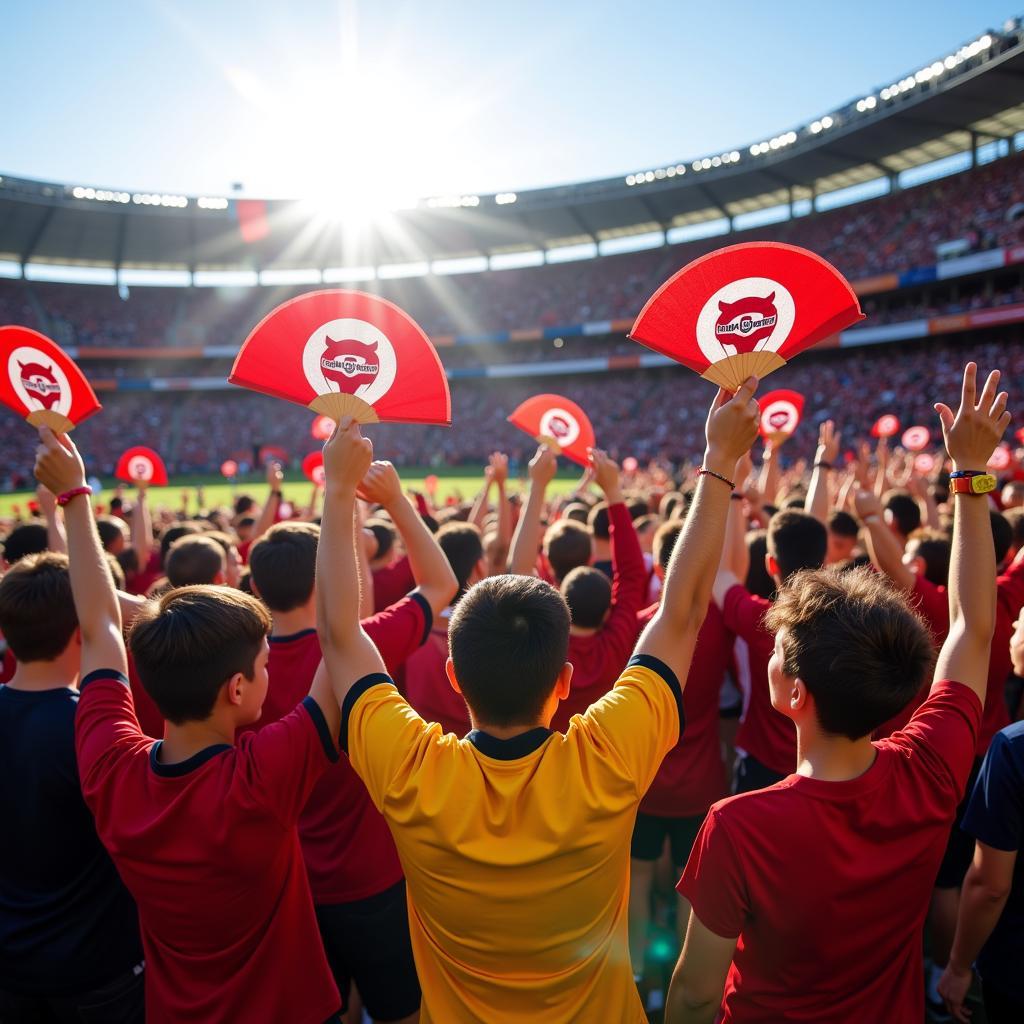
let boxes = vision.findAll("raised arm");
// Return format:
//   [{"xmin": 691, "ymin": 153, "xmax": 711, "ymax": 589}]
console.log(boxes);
[
  {"xmin": 358, "ymin": 461, "xmax": 457, "ymax": 618},
  {"xmin": 131, "ymin": 485, "xmax": 152, "ymax": 567},
  {"xmin": 489, "ymin": 452, "xmax": 512, "ymax": 573},
  {"xmin": 36, "ymin": 484, "xmax": 67, "ymax": 554},
  {"xmin": 757, "ymin": 441, "xmax": 780, "ymax": 507},
  {"xmin": 806, "ymin": 419, "xmax": 840, "ymax": 526},
  {"xmin": 250, "ymin": 461, "xmax": 284, "ymax": 543},
  {"xmin": 508, "ymin": 445, "xmax": 557, "ymax": 576},
  {"xmin": 34, "ymin": 429, "xmax": 127, "ymax": 679},
  {"xmin": 854, "ymin": 487, "xmax": 915, "ymax": 593},
  {"xmin": 469, "ymin": 467, "xmax": 493, "ymax": 531},
  {"xmin": 933, "ymin": 363, "xmax": 1010, "ymax": 699},
  {"xmin": 636, "ymin": 379, "xmax": 760, "ymax": 685}
]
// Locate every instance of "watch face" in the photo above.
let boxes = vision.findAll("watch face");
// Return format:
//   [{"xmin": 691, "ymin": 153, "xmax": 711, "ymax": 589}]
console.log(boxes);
[{"xmin": 972, "ymin": 474, "xmax": 997, "ymax": 494}]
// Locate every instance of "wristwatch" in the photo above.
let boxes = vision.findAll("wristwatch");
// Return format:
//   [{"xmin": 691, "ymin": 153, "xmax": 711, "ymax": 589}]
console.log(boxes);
[{"xmin": 949, "ymin": 470, "xmax": 997, "ymax": 495}]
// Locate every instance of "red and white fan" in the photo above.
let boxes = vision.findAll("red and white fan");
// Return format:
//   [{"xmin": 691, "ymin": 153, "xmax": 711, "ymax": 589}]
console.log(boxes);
[
  {"xmin": 913, "ymin": 452, "xmax": 938, "ymax": 475},
  {"xmin": 871, "ymin": 414, "xmax": 901, "ymax": 439},
  {"xmin": 311, "ymin": 414, "xmax": 335, "ymax": 440},
  {"xmin": 507, "ymin": 394, "xmax": 596, "ymax": 467},
  {"xmin": 221, "ymin": 460, "xmax": 238, "ymax": 479},
  {"xmin": 115, "ymin": 446, "xmax": 168, "ymax": 487},
  {"xmin": 629, "ymin": 242, "xmax": 864, "ymax": 391},
  {"xmin": 989, "ymin": 445, "xmax": 1014, "ymax": 472},
  {"xmin": 302, "ymin": 451, "xmax": 326, "ymax": 487},
  {"xmin": 901, "ymin": 426, "xmax": 931, "ymax": 452},
  {"xmin": 757, "ymin": 389, "xmax": 804, "ymax": 444}
]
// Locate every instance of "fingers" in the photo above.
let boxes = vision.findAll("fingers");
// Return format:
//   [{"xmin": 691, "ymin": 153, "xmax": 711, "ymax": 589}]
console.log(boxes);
[
  {"xmin": 976, "ymin": 368, "xmax": 1001, "ymax": 412},
  {"xmin": 731, "ymin": 375, "xmax": 759, "ymax": 406},
  {"xmin": 990, "ymin": 390, "xmax": 1009, "ymax": 420},
  {"xmin": 934, "ymin": 402, "xmax": 954, "ymax": 431},
  {"xmin": 960, "ymin": 361, "xmax": 977, "ymax": 411}
]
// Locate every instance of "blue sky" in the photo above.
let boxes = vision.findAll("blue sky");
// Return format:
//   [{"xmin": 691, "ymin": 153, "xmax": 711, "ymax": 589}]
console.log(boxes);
[{"xmin": 0, "ymin": 1, "xmax": 1016, "ymax": 199}]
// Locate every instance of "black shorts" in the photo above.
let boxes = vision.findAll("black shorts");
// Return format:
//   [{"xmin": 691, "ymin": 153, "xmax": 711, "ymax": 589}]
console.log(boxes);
[
  {"xmin": 935, "ymin": 756, "xmax": 983, "ymax": 890},
  {"xmin": 732, "ymin": 752, "xmax": 786, "ymax": 795},
  {"xmin": 316, "ymin": 880, "xmax": 420, "ymax": 1022},
  {"xmin": 0, "ymin": 962, "xmax": 145, "ymax": 1024},
  {"xmin": 631, "ymin": 812, "xmax": 704, "ymax": 867}
]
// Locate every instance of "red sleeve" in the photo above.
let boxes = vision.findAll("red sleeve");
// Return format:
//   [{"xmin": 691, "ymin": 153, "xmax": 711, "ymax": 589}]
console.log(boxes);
[
  {"xmin": 676, "ymin": 805, "xmax": 747, "ymax": 939},
  {"xmin": 237, "ymin": 539, "xmax": 253, "ymax": 565},
  {"xmin": 372, "ymin": 556, "xmax": 416, "ymax": 613},
  {"xmin": 721, "ymin": 584, "xmax": 770, "ymax": 643},
  {"xmin": 237, "ymin": 697, "xmax": 338, "ymax": 826},
  {"xmin": 911, "ymin": 575, "xmax": 950, "ymax": 644},
  {"xmin": 997, "ymin": 563, "xmax": 1024, "ymax": 619},
  {"xmin": 362, "ymin": 592, "xmax": 432, "ymax": 676}
]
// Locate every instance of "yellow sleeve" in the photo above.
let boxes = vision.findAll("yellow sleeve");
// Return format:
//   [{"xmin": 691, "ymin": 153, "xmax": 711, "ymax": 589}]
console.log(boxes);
[
  {"xmin": 341, "ymin": 672, "xmax": 435, "ymax": 811},
  {"xmin": 572, "ymin": 654, "xmax": 683, "ymax": 795}
]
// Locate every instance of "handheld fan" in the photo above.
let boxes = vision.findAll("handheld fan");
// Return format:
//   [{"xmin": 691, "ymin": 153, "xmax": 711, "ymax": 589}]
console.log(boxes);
[
  {"xmin": 302, "ymin": 451, "xmax": 326, "ymax": 486},
  {"xmin": 311, "ymin": 414, "xmax": 335, "ymax": 440},
  {"xmin": 230, "ymin": 290, "xmax": 451, "ymax": 426},
  {"xmin": 989, "ymin": 445, "xmax": 1013, "ymax": 472},
  {"xmin": 757, "ymin": 389, "xmax": 804, "ymax": 444},
  {"xmin": 221, "ymin": 460, "xmax": 238, "ymax": 479},
  {"xmin": 0, "ymin": 326, "xmax": 101, "ymax": 432},
  {"xmin": 871, "ymin": 414, "xmax": 901, "ymax": 439},
  {"xmin": 629, "ymin": 242, "xmax": 864, "ymax": 391},
  {"xmin": 115, "ymin": 447, "xmax": 168, "ymax": 487},
  {"xmin": 913, "ymin": 453, "xmax": 937, "ymax": 475},
  {"xmin": 901, "ymin": 426, "xmax": 931, "ymax": 452},
  {"xmin": 508, "ymin": 394, "xmax": 596, "ymax": 467}
]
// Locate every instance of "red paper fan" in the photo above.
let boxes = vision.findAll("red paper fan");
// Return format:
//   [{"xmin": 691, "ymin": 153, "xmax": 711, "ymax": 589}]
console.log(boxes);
[
  {"xmin": 221, "ymin": 460, "xmax": 238, "ymax": 479},
  {"xmin": 901, "ymin": 426, "xmax": 930, "ymax": 452},
  {"xmin": 629, "ymin": 242, "xmax": 864, "ymax": 391},
  {"xmin": 1015, "ymin": 427, "xmax": 1024, "ymax": 445},
  {"xmin": 115, "ymin": 446, "xmax": 168, "ymax": 486},
  {"xmin": 311, "ymin": 414, "xmax": 335, "ymax": 440},
  {"xmin": 229, "ymin": 290, "xmax": 451, "ymax": 426},
  {"xmin": 757, "ymin": 389, "xmax": 804, "ymax": 444},
  {"xmin": 259, "ymin": 444, "xmax": 289, "ymax": 465},
  {"xmin": 302, "ymin": 451, "xmax": 326, "ymax": 486},
  {"xmin": 913, "ymin": 452, "xmax": 937, "ymax": 475},
  {"xmin": 623, "ymin": 456, "xmax": 639, "ymax": 473},
  {"xmin": 989, "ymin": 445, "xmax": 1013, "ymax": 472},
  {"xmin": 0, "ymin": 326, "xmax": 101, "ymax": 432},
  {"xmin": 871, "ymin": 414, "xmax": 901, "ymax": 439},
  {"xmin": 508, "ymin": 394, "xmax": 596, "ymax": 467}
]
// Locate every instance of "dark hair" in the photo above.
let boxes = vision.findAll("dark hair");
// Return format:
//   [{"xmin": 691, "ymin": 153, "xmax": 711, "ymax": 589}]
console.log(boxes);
[
  {"xmin": 828, "ymin": 510, "xmax": 860, "ymax": 539},
  {"xmin": 767, "ymin": 510, "xmax": 827, "ymax": 582},
  {"xmin": 105, "ymin": 552, "xmax": 126, "ymax": 591},
  {"xmin": 588, "ymin": 502, "xmax": 611, "ymax": 541},
  {"xmin": 544, "ymin": 520, "xmax": 592, "ymax": 583},
  {"xmin": 367, "ymin": 520, "xmax": 395, "ymax": 562},
  {"xmin": 129, "ymin": 585, "xmax": 271, "ymax": 724},
  {"xmin": 906, "ymin": 528, "xmax": 950, "ymax": 587},
  {"xmin": 653, "ymin": 520, "xmax": 683, "ymax": 574},
  {"xmin": 991, "ymin": 510, "xmax": 1013, "ymax": 566},
  {"xmin": 1, "ymin": 523, "xmax": 48, "ymax": 565},
  {"xmin": 782, "ymin": 494, "xmax": 808, "ymax": 510},
  {"xmin": 883, "ymin": 491, "xmax": 922, "ymax": 537},
  {"xmin": 448, "ymin": 575, "xmax": 570, "ymax": 727},
  {"xmin": 560, "ymin": 566, "xmax": 612, "ymax": 628},
  {"xmin": 437, "ymin": 523, "xmax": 484, "ymax": 602},
  {"xmin": 204, "ymin": 530, "xmax": 239, "ymax": 559},
  {"xmin": 626, "ymin": 497, "xmax": 649, "ymax": 520},
  {"xmin": 744, "ymin": 529, "xmax": 775, "ymax": 600},
  {"xmin": 634, "ymin": 513, "xmax": 659, "ymax": 538},
  {"xmin": 117, "ymin": 547, "xmax": 139, "ymax": 578},
  {"xmin": 237, "ymin": 568, "xmax": 254, "ymax": 595},
  {"xmin": 95, "ymin": 516, "xmax": 127, "ymax": 552},
  {"xmin": 766, "ymin": 566, "xmax": 933, "ymax": 740},
  {"xmin": 561, "ymin": 502, "xmax": 591, "ymax": 524},
  {"xmin": 1004, "ymin": 507, "xmax": 1024, "ymax": 549},
  {"xmin": 166, "ymin": 536, "xmax": 226, "ymax": 588},
  {"xmin": 660, "ymin": 491, "xmax": 686, "ymax": 521},
  {"xmin": 237, "ymin": 516, "xmax": 257, "ymax": 532},
  {"xmin": 248, "ymin": 522, "xmax": 318, "ymax": 612},
  {"xmin": 159, "ymin": 522, "xmax": 200, "ymax": 567},
  {"xmin": 0, "ymin": 552, "xmax": 78, "ymax": 661},
  {"xmin": 234, "ymin": 495, "xmax": 255, "ymax": 517}
]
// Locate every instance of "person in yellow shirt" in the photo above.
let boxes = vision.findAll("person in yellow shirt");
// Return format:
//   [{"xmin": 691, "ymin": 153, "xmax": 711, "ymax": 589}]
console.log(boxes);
[{"xmin": 314, "ymin": 379, "xmax": 760, "ymax": 1024}]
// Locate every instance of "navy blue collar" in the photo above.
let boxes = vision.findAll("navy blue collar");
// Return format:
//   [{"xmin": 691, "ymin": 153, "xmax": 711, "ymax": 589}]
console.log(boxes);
[
  {"xmin": 268, "ymin": 628, "xmax": 317, "ymax": 644},
  {"xmin": 467, "ymin": 727, "xmax": 552, "ymax": 760},
  {"xmin": 149, "ymin": 740, "xmax": 232, "ymax": 777}
]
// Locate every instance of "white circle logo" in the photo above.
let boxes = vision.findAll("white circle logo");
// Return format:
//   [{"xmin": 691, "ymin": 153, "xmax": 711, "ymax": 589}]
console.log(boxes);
[
  {"xmin": 539, "ymin": 407, "xmax": 581, "ymax": 448},
  {"xmin": 760, "ymin": 399, "xmax": 799, "ymax": 436},
  {"xmin": 127, "ymin": 455, "xmax": 154, "ymax": 481},
  {"xmin": 7, "ymin": 347, "xmax": 72, "ymax": 417},
  {"xmin": 696, "ymin": 277, "xmax": 795, "ymax": 364},
  {"xmin": 302, "ymin": 318, "xmax": 397, "ymax": 407}
]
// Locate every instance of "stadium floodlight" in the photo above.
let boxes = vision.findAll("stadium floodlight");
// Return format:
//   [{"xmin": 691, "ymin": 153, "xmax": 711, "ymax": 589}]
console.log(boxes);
[
  {"xmin": 495, "ymin": 192, "xmax": 517, "ymax": 204},
  {"xmin": 198, "ymin": 197, "xmax": 229, "ymax": 210},
  {"xmin": 625, "ymin": 175, "xmax": 636, "ymax": 186}
]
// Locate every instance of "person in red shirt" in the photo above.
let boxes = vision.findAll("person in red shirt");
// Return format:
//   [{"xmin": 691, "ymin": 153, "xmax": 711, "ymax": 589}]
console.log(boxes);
[
  {"xmin": 666, "ymin": 361, "xmax": 1011, "ymax": 1024},
  {"xmin": 34, "ymin": 428, "xmax": 343, "ymax": 1024},
  {"xmin": 712, "ymin": 509, "xmax": 827, "ymax": 793},
  {"xmin": 629, "ymin": 518, "xmax": 732, "ymax": 989}
]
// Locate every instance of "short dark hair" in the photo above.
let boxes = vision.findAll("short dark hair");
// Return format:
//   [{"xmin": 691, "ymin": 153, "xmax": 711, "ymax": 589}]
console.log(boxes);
[
  {"xmin": 828, "ymin": 510, "xmax": 860, "ymax": 539},
  {"xmin": 660, "ymin": 491, "xmax": 686, "ymax": 521},
  {"xmin": 745, "ymin": 529, "xmax": 775, "ymax": 600},
  {"xmin": 367, "ymin": 520, "xmax": 395, "ymax": 562},
  {"xmin": 234, "ymin": 495, "xmax": 255, "ymax": 517},
  {"xmin": 248, "ymin": 522, "xmax": 318, "ymax": 612},
  {"xmin": 105, "ymin": 552, "xmax": 126, "ymax": 591},
  {"xmin": 95, "ymin": 516, "xmax": 127, "ymax": 552},
  {"xmin": 166, "ymin": 536, "xmax": 226, "ymax": 588},
  {"xmin": 991, "ymin": 510, "xmax": 1013, "ymax": 565},
  {"xmin": 129, "ymin": 585, "xmax": 271, "ymax": 724},
  {"xmin": 0, "ymin": 552, "xmax": 78, "ymax": 661},
  {"xmin": 1004, "ymin": 507, "xmax": 1024, "ymax": 549},
  {"xmin": 767, "ymin": 510, "xmax": 827, "ymax": 582},
  {"xmin": 448, "ymin": 575, "xmax": 570, "ymax": 728},
  {"xmin": 437, "ymin": 523, "xmax": 484, "ymax": 602},
  {"xmin": 626, "ymin": 497, "xmax": 649, "ymax": 520},
  {"xmin": 560, "ymin": 566, "xmax": 612, "ymax": 628},
  {"xmin": 159, "ymin": 522, "xmax": 200, "ymax": 567},
  {"xmin": 884, "ymin": 491, "xmax": 922, "ymax": 537},
  {"xmin": 653, "ymin": 520, "xmax": 683, "ymax": 574},
  {"xmin": 906, "ymin": 528, "xmax": 950, "ymax": 587},
  {"xmin": 2, "ymin": 523, "xmax": 48, "ymax": 565},
  {"xmin": 588, "ymin": 502, "xmax": 611, "ymax": 541},
  {"xmin": 237, "ymin": 516, "xmax": 257, "ymax": 532},
  {"xmin": 544, "ymin": 520, "xmax": 592, "ymax": 583},
  {"xmin": 766, "ymin": 566, "xmax": 933, "ymax": 740},
  {"xmin": 561, "ymin": 502, "xmax": 591, "ymax": 524}
]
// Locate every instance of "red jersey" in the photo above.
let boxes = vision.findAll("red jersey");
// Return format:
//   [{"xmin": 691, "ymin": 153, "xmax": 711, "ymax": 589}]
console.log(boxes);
[
  {"xmin": 551, "ymin": 503, "xmax": 647, "ymax": 731},
  {"xmin": 75, "ymin": 671, "xmax": 340, "ymax": 1024},
  {"xmin": 678, "ymin": 681, "xmax": 982, "ymax": 1023},
  {"xmin": 638, "ymin": 602, "xmax": 730, "ymax": 817},
  {"xmin": 126, "ymin": 549, "xmax": 162, "ymax": 596},
  {"xmin": 402, "ymin": 611, "xmax": 472, "ymax": 736},
  {"xmin": 127, "ymin": 655, "xmax": 164, "ymax": 739},
  {"xmin": 0, "ymin": 645, "xmax": 15, "ymax": 685},
  {"xmin": 373, "ymin": 556, "xmax": 415, "ymax": 613},
  {"xmin": 723, "ymin": 584, "xmax": 796, "ymax": 777}
]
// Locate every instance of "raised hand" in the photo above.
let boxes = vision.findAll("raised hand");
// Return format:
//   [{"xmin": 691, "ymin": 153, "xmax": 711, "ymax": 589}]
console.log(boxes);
[
  {"xmin": 266, "ymin": 460, "xmax": 284, "ymax": 490},
  {"xmin": 489, "ymin": 451, "xmax": 509, "ymax": 486},
  {"xmin": 588, "ymin": 448, "xmax": 622, "ymax": 502},
  {"xmin": 528, "ymin": 444, "xmax": 558, "ymax": 488},
  {"xmin": 34, "ymin": 428, "xmax": 87, "ymax": 497},
  {"xmin": 935, "ymin": 362, "xmax": 1011, "ymax": 471},
  {"xmin": 816, "ymin": 419, "xmax": 841, "ymax": 465},
  {"xmin": 704, "ymin": 377, "xmax": 760, "ymax": 476},
  {"xmin": 357, "ymin": 460, "xmax": 403, "ymax": 509},
  {"xmin": 323, "ymin": 418, "xmax": 374, "ymax": 494}
]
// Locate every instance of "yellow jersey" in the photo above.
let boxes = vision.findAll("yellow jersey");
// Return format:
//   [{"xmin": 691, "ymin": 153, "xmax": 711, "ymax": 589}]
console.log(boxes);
[{"xmin": 342, "ymin": 653, "xmax": 683, "ymax": 1023}]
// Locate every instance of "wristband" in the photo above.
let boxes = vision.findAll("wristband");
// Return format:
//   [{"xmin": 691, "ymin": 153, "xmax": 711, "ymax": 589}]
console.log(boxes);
[
  {"xmin": 56, "ymin": 486, "xmax": 92, "ymax": 507},
  {"xmin": 949, "ymin": 471, "xmax": 996, "ymax": 495},
  {"xmin": 697, "ymin": 467, "xmax": 736, "ymax": 490},
  {"xmin": 270, "ymin": 490, "xmax": 283, "ymax": 499}
]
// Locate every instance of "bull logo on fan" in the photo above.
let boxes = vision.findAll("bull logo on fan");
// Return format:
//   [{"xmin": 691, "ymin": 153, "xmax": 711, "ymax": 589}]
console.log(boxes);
[
  {"xmin": 768, "ymin": 409, "xmax": 791, "ymax": 430},
  {"xmin": 546, "ymin": 414, "xmax": 572, "ymax": 440},
  {"xmin": 714, "ymin": 293, "xmax": 778, "ymax": 353},
  {"xmin": 18, "ymin": 361, "xmax": 62, "ymax": 410},
  {"xmin": 320, "ymin": 338, "xmax": 380, "ymax": 395}
]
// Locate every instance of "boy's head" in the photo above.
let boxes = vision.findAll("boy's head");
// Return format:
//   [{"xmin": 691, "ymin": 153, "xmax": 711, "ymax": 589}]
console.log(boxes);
[
  {"xmin": 248, "ymin": 522, "xmax": 319, "ymax": 612},
  {"xmin": 1001, "ymin": 480, "xmax": 1024, "ymax": 509},
  {"xmin": 883, "ymin": 490, "xmax": 922, "ymax": 540},
  {"xmin": 560, "ymin": 566, "xmax": 612, "ymax": 628},
  {"xmin": 447, "ymin": 575, "xmax": 571, "ymax": 729},
  {"xmin": 903, "ymin": 528, "xmax": 951, "ymax": 587},
  {"xmin": 633, "ymin": 513, "xmax": 659, "ymax": 554},
  {"xmin": 561, "ymin": 502, "xmax": 591, "ymax": 525},
  {"xmin": 588, "ymin": 502, "xmax": 611, "ymax": 543},
  {"xmin": 367, "ymin": 520, "xmax": 396, "ymax": 566},
  {"xmin": 129, "ymin": 585, "xmax": 271, "ymax": 726},
  {"xmin": 826, "ymin": 510, "xmax": 859, "ymax": 565},
  {"xmin": 235, "ymin": 515, "xmax": 257, "ymax": 543},
  {"xmin": 765, "ymin": 566, "xmax": 933, "ymax": 740},
  {"xmin": 204, "ymin": 530, "xmax": 242, "ymax": 589},
  {"xmin": 166, "ymin": 536, "xmax": 227, "ymax": 588},
  {"xmin": 653, "ymin": 520, "xmax": 683, "ymax": 579},
  {"xmin": 1, "ymin": 523, "xmax": 48, "ymax": 567},
  {"xmin": 436, "ymin": 522, "xmax": 486, "ymax": 603},
  {"xmin": 159, "ymin": 522, "xmax": 200, "ymax": 567},
  {"xmin": 543, "ymin": 519, "xmax": 593, "ymax": 583},
  {"xmin": 95, "ymin": 515, "xmax": 128, "ymax": 555},
  {"xmin": 0, "ymin": 552, "xmax": 78, "ymax": 663},
  {"xmin": 766, "ymin": 510, "xmax": 827, "ymax": 583},
  {"xmin": 744, "ymin": 529, "xmax": 775, "ymax": 600}
]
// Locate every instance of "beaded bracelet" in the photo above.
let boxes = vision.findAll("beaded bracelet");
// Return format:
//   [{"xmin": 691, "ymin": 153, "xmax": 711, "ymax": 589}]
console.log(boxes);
[{"xmin": 697, "ymin": 467, "xmax": 736, "ymax": 490}]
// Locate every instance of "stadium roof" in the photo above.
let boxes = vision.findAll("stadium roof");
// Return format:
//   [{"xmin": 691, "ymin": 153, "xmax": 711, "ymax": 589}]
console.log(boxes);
[{"xmin": 2, "ymin": 18, "xmax": 1024, "ymax": 274}]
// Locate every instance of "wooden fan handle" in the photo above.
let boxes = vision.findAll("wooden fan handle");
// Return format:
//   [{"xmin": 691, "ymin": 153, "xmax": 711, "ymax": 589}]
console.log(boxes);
[
  {"xmin": 308, "ymin": 393, "xmax": 381, "ymax": 425},
  {"xmin": 27, "ymin": 409, "xmax": 76, "ymax": 433}
]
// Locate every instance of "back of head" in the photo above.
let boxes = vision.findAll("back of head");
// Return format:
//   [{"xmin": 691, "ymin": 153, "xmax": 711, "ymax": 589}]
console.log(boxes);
[
  {"xmin": 166, "ymin": 536, "xmax": 226, "ymax": 588},
  {"xmin": 128, "ymin": 585, "xmax": 271, "ymax": 724},
  {"xmin": 159, "ymin": 522, "xmax": 200, "ymax": 567},
  {"xmin": 367, "ymin": 520, "xmax": 396, "ymax": 562},
  {"xmin": 828, "ymin": 510, "xmax": 860, "ymax": 540},
  {"xmin": 0, "ymin": 552, "xmax": 78, "ymax": 662},
  {"xmin": 766, "ymin": 566, "xmax": 933, "ymax": 739},
  {"xmin": 883, "ymin": 490, "xmax": 922, "ymax": 538},
  {"xmin": 248, "ymin": 522, "xmax": 319, "ymax": 611},
  {"xmin": 449, "ymin": 575, "xmax": 570, "ymax": 728},
  {"xmin": 587, "ymin": 502, "xmax": 611, "ymax": 541},
  {"xmin": 1004, "ymin": 507, "xmax": 1024, "ymax": 550},
  {"xmin": 660, "ymin": 491, "xmax": 686, "ymax": 521},
  {"xmin": 744, "ymin": 529, "xmax": 775, "ymax": 599},
  {"xmin": 95, "ymin": 515, "xmax": 128, "ymax": 553},
  {"xmin": 626, "ymin": 496, "xmax": 649, "ymax": 520},
  {"xmin": 436, "ymin": 522, "xmax": 485, "ymax": 603},
  {"xmin": 653, "ymin": 520, "xmax": 683, "ymax": 575},
  {"xmin": 561, "ymin": 502, "xmax": 590, "ymax": 525},
  {"xmin": 2, "ymin": 523, "xmax": 49, "ymax": 566},
  {"xmin": 560, "ymin": 566, "xmax": 612, "ymax": 628},
  {"xmin": 906, "ymin": 528, "xmax": 951, "ymax": 587},
  {"xmin": 543, "ymin": 519, "xmax": 592, "ymax": 583},
  {"xmin": 990, "ymin": 509, "xmax": 1013, "ymax": 566},
  {"xmin": 767, "ymin": 509, "xmax": 827, "ymax": 582}
]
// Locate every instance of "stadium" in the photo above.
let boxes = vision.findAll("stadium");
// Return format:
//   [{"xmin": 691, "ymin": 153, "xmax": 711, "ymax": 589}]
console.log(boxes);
[{"xmin": 3, "ymin": 8, "xmax": 1024, "ymax": 1024}]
